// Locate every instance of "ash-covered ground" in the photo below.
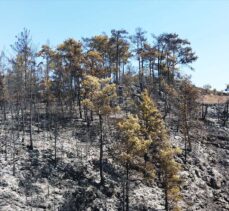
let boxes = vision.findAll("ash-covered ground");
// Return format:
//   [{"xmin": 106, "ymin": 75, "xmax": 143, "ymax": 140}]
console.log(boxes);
[{"xmin": 0, "ymin": 108, "xmax": 228, "ymax": 211}]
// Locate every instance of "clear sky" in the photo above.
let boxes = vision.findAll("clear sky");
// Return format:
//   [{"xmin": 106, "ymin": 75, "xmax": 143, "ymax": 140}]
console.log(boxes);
[{"xmin": 0, "ymin": 0, "xmax": 228, "ymax": 90}]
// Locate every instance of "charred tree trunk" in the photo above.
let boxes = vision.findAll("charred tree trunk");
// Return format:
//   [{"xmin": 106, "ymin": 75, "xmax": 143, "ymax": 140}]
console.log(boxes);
[
  {"xmin": 201, "ymin": 104, "xmax": 208, "ymax": 120},
  {"xmin": 125, "ymin": 162, "xmax": 129, "ymax": 211},
  {"xmin": 54, "ymin": 118, "xmax": 57, "ymax": 166},
  {"xmin": 12, "ymin": 132, "xmax": 16, "ymax": 176},
  {"xmin": 21, "ymin": 105, "xmax": 25, "ymax": 143},
  {"xmin": 99, "ymin": 114, "xmax": 104, "ymax": 185},
  {"xmin": 164, "ymin": 183, "xmax": 169, "ymax": 211},
  {"xmin": 29, "ymin": 92, "xmax": 33, "ymax": 150}
]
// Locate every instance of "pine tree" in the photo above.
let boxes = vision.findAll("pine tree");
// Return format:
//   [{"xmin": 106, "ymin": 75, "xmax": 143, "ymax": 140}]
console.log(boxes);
[
  {"xmin": 84, "ymin": 50, "xmax": 104, "ymax": 77},
  {"xmin": 177, "ymin": 78, "xmax": 199, "ymax": 163},
  {"xmin": 109, "ymin": 29, "xmax": 130, "ymax": 83},
  {"xmin": 10, "ymin": 28, "xmax": 36, "ymax": 148},
  {"xmin": 130, "ymin": 28, "xmax": 147, "ymax": 90},
  {"xmin": 82, "ymin": 75, "xmax": 118, "ymax": 185},
  {"xmin": 84, "ymin": 34, "xmax": 111, "ymax": 78},
  {"xmin": 37, "ymin": 44, "xmax": 55, "ymax": 120},
  {"xmin": 138, "ymin": 89, "xmax": 171, "ymax": 163},
  {"xmin": 117, "ymin": 114, "xmax": 152, "ymax": 211},
  {"xmin": 56, "ymin": 38, "xmax": 84, "ymax": 118},
  {"xmin": 0, "ymin": 53, "xmax": 8, "ymax": 122},
  {"xmin": 160, "ymin": 79, "xmax": 178, "ymax": 119},
  {"xmin": 138, "ymin": 90, "xmax": 182, "ymax": 211},
  {"xmin": 160, "ymin": 145, "xmax": 182, "ymax": 211}
]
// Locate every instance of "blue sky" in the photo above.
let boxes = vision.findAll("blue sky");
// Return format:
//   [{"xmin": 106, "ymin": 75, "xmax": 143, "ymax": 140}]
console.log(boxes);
[{"xmin": 0, "ymin": 0, "xmax": 228, "ymax": 90}]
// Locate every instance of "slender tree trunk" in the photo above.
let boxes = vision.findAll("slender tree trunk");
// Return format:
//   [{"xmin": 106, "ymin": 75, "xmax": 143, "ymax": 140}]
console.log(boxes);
[
  {"xmin": 90, "ymin": 110, "xmax": 93, "ymax": 122},
  {"xmin": 21, "ymin": 106, "xmax": 25, "ymax": 143},
  {"xmin": 188, "ymin": 133, "xmax": 192, "ymax": 152},
  {"xmin": 116, "ymin": 41, "xmax": 119, "ymax": 84},
  {"xmin": 12, "ymin": 132, "xmax": 16, "ymax": 176},
  {"xmin": 54, "ymin": 119, "xmax": 57, "ymax": 166},
  {"xmin": 184, "ymin": 135, "xmax": 187, "ymax": 164},
  {"xmin": 35, "ymin": 101, "xmax": 40, "ymax": 133},
  {"xmin": 99, "ymin": 114, "xmax": 104, "ymax": 185},
  {"xmin": 125, "ymin": 162, "xmax": 129, "ymax": 211},
  {"xmin": 158, "ymin": 56, "xmax": 161, "ymax": 95},
  {"xmin": 3, "ymin": 101, "xmax": 6, "ymax": 121},
  {"xmin": 122, "ymin": 62, "xmax": 125, "ymax": 82},
  {"xmin": 3, "ymin": 104, "xmax": 7, "ymax": 161},
  {"xmin": 202, "ymin": 104, "xmax": 208, "ymax": 120},
  {"xmin": 222, "ymin": 103, "xmax": 229, "ymax": 126},
  {"xmin": 29, "ymin": 92, "xmax": 33, "ymax": 150},
  {"xmin": 60, "ymin": 96, "xmax": 64, "ymax": 116},
  {"xmin": 4, "ymin": 129, "xmax": 7, "ymax": 161},
  {"xmin": 78, "ymin": 87, "xmax": 82, "ymax": 119},
  {"xmin": 226, "ymin": 103, "xmax": 229, "ymax": 125},
  {"xmin": 46, "ymin": 100, "xmax": 49, "ymax": 119},
  {"xmin": 164, "ymin": 183, "xmax": 169, "ymax": 211},
  {"xmin": 122, "ymin": 179, "xmax": 125, "ymax": 211}
]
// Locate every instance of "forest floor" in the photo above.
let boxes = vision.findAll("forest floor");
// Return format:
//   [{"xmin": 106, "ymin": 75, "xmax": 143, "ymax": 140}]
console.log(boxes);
[{"xmin": 0, "ymin": 110, "xmax": 228, "ymax": 211}]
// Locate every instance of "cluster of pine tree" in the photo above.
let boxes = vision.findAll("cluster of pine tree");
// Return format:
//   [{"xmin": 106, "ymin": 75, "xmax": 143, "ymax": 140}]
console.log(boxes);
[
  {"xmin": 0, "ymin": 28, "xmax": 202, "ymax": 210},
  {"xmin": 116, "ymin": 90, "xmax": 182, "ymax": 211}
]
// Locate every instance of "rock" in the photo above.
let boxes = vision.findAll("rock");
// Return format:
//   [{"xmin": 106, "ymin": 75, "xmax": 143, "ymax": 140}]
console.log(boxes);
[
  {"xmin": 180, "ymin": 171, "xmax": 189, "ymax": 180},
  {"xmin": 62, "ymin": 164, "xmax": 85, "ymax": 181},
  {"xmin": 195, "ymin": 169, "xmax": 201, "ymax": 178},
  {"xmin": 67, "ymin": 152, "xmax": 75, "ymax": 158},
  {"xmin": 100, "ymin": 184, "xmax": 115, "ymax": 197},
  {"xmin": 210, "ymin": 177, "xmax": 221, "ymax": 189},
  {"xmin": 60, "ymin": 188, "xmax": 88, "ymax": 210},
  {"xmin": 198, "ymin": 180, "xmax": 206, "ymax": 189},
  {"xmin": 0, "ymin": 191, "xmax": 11, "ymax": 199},
  {"xmin": 219, "ymin": 159, "xmax": 229, "ymax": 166},
  {"xmin": 208, "ymin": 169, "xmax": 223, "ymax": 189},
  {"xmin": 199, "ymin": 163, "xmax": 205, "ymax": 171},
  {"xmin": 0, "ymin": 179, "xmax": 8, "ymax": 187}
]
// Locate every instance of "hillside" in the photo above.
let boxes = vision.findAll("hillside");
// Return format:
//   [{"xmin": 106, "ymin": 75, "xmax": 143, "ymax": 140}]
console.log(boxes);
[
  {"xmin": 0, "ymin": 92, "xmax": 228, "ymax": 211},
  {"xmin": 0, "ymin": 28, "xmax": 228, "ymax": 211}
]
